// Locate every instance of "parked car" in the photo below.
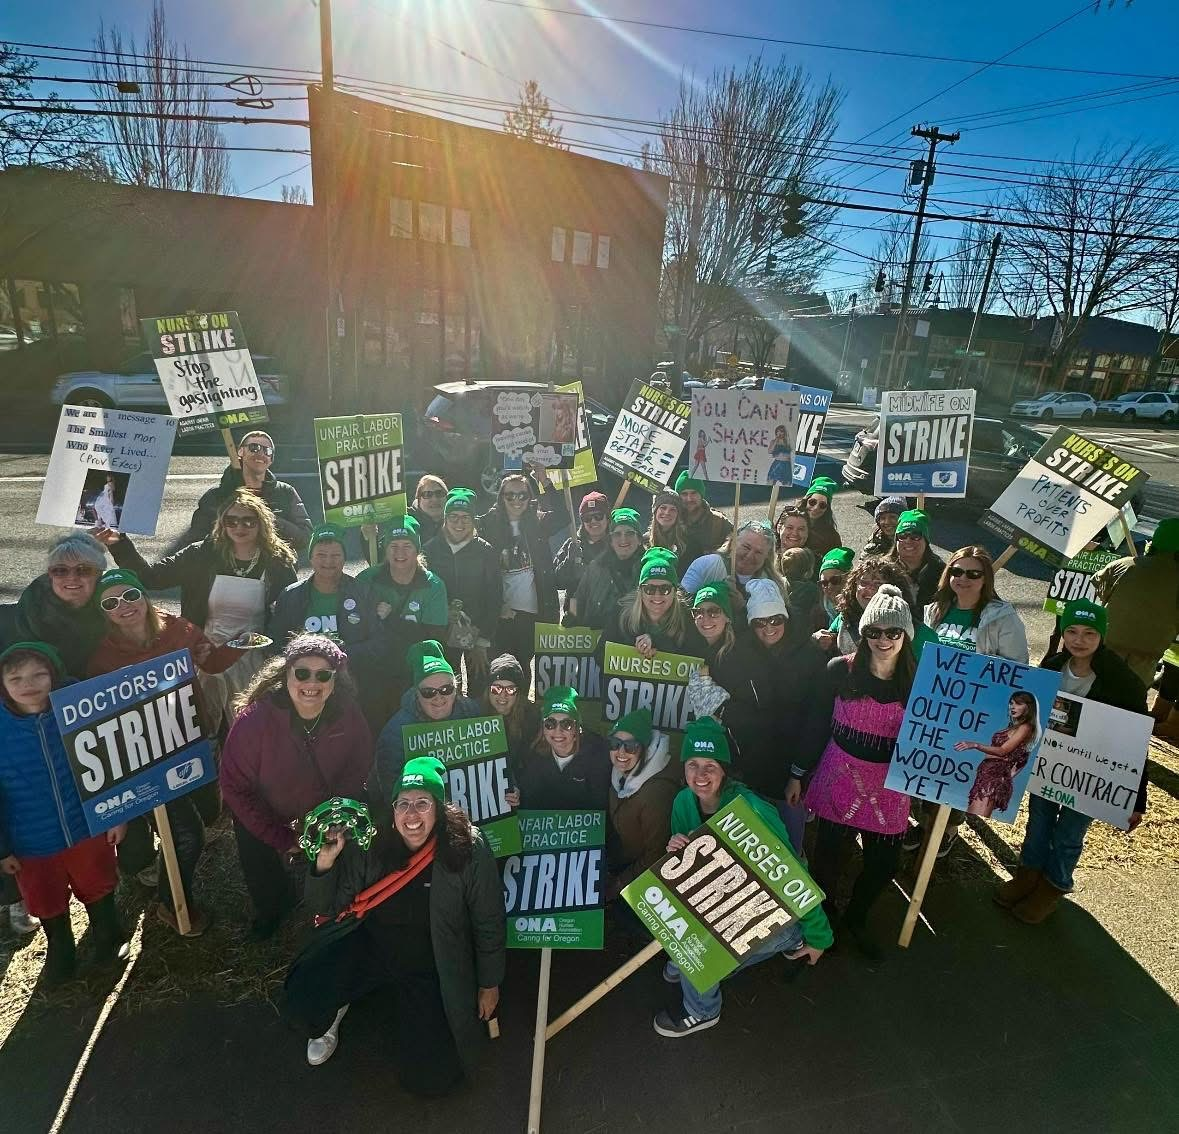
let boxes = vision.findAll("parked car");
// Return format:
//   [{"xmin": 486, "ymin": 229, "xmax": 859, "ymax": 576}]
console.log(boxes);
[
  {"xmin": 732, "ymin": 375, "xmax": 764, "ymax": 390},
  {"xmin": 1009, "ymin": 391, "xmax": 1096, "ymax": 421},
  {"xmin": 418, "ymin": 380, "xmax": 616, "ymax": 496},
  {"xmin": 841, "ymin": 416, "xmax": 1145, "ymax": 514},
  {"xmin": 1097, "ymin": 390, "xmax": 1178, "ymax": 423},
  {"xmin": 51, "ymin": 351, "xmax": 291, "ymax": 416}
]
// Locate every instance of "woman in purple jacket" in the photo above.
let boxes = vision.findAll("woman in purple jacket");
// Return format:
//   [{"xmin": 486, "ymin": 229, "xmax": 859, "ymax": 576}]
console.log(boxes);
[{"xmin": 221, "ymin": 634, "xmax": 373, "ymax": 940}]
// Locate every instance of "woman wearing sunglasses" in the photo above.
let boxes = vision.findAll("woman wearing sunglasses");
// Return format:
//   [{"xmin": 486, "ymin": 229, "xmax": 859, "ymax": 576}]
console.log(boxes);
[
  {"xmin": 608, "ymin": 549, "xmax": 704, "ymax": 660},
  {"xmin": 554, "ymin": 491, "xmax": 612, "ymax": 620},
  {"xmin": 285, "ymin": 756, "xmax": 504, "ymax": 1086},
  {"xmin": 221, "ymin": 634, "xmax": 372, "ymax": 941},
  {"xmin": 816, "ymin": 557, "xmax": 918, "ymax": 656},
  {"xmin": 372, "ymin": 641, "xmax": 482, "ymax": 806},
  {"xmin": 789, "ymin": 584, "xmax": 917, "ymax": 960},
  {"xmin": 6, "ymin": 533, "xmax": 108, "ymax": 679},
  {"xmin": 481, "ymin": 653, "xmax": 541, "ymax": 761},
  {"xmin": 924, "ymin": 545, "xmax": 1029, "ymax": 663},
  {"xmin": 507, "ymin": 686, "xmax": 610, "ymax": 811},
  {"xmin": 87, "ymin": 569, "xmax": 243, "ymax": 936},
  {"xmin": 887, "ymin": 509, "xmax": 946, "ymax": 608},
  {"xmin": 568, "ymin": 508, "xmax": 646, "ymax": 629},
  {"xmin": 800, "ymin": 477, "xmax": 843, "ymax": 558}
]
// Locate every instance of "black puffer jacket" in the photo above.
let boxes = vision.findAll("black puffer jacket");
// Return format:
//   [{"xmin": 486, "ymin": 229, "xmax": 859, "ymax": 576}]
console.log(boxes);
[
  {"xmin": 476, "ymin": 501, "xmax": 566, "ymax": 623},
  {"xmin": 553, "ymin": 529, "xmax": 609, "ymax": 599},
  {"xmin": 422, "ymin": 532, "xmax": 501, "ymax": 640},
  {"xmin": 188, "ymin": 466, "xmax": 312, "ymax": 553},
  {"xmin": 571, "ymin": 548, "xmax": 643, "ymax": 630}
]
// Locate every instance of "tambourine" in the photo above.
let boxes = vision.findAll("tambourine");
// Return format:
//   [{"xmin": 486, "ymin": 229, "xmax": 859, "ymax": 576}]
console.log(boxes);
[{"xmin": 297, "ymin": 797, "xmax": 376, "ymax": 862}]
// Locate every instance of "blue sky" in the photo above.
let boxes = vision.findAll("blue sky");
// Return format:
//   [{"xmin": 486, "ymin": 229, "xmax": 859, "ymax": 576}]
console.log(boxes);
[{"xmin": 9, "ymin": 1, "xmax": 1179, "ymax": 299}]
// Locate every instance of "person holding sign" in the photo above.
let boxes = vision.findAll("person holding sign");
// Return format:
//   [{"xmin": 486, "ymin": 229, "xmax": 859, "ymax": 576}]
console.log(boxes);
[
  {"xmin": 285, "ymin": 756, "xmax": 505, "ymax": 1085},
  {"xmin": 647, "ymin": 490, "xmax": 688, "ymax": 561},
  {"xmin": 357, "ymin": 515, "xmax": 449, "ymax": 633},
  {"xmin": 553, "ymin": 491, "xmax": 611, "ymax": 617},
  {"xmin": 607, "ymin": 550, "xmax": 704, "ymax": 659},
  {"xmin": 654, "ymin": 717, "xmax": 832, "ymax": 1038},
  {"xmin": 675, "ymin": 472, "xmax": 733, "ymax": 565},
  {"xmin": 0, "ymin": 643, "xmax": 128, "ymax": 983},
  {"xmin": 221, "ymin": 635, "xmax": 372, "ymax": 941},
  {"xmin": 683, "ymin": 520, "xmax": 788, "ymax": 624},
  {"xmin": 791, "ymin": 585, "xmax": 916, "ymax": 959},
  {"xmin": 567, "ymin": 508, "xmax": 645, "ymax": 629},
  {"xmin": 507, "ymin": 686, "xmax": 611, "ymax": 811},
  {"xmin": 924, "ymin": 547, "xmax": 1030, "ymax": 662},
  {"xmin": 887, "ymin": 509, "xmax": 946, "ymax": 608},
  {"xmin": 997, "ymin": 599, "xmax": 1148, "ymax": 924}
]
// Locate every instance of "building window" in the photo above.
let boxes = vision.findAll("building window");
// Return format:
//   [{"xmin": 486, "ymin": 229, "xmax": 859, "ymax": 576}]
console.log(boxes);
[
  {"xmin": 451, "ymin": 208, "xmax": 471, "ymax": 248},
  {"xmin": 572, "ymin": 230, "xmax": 592, "ymax": 266},
  {"xmin": 551, "ymin": 226, "xmax": 566, "ymax": 262},
  {"xmin": 390, "ymin": 197, "xmax": 414, "ymax": 238},
  {"xmin": 419, "ymin": 202, "xmax": 446, "ymax": 243},
  {"xmin": 596, "ymin": 235, "xmax": 611, "ymax": 269}
]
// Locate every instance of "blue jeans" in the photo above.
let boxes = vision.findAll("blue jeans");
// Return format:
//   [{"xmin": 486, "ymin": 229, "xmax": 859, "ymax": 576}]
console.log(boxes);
[
  {"xmin": 669, "ymin": 920, "xmax": 805, "ymax": 1021},
  {"xmin": 1020, "ymin": 794, "xmax": 1093, "ymax": 892},
  {"xmin": 774, "ymin": 799, "xmax": 809, "ymax": 865}
]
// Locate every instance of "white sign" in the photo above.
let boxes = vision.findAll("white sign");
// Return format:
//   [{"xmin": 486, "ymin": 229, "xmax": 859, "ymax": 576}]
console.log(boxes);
[
  {"xmin": 689, "ymin": 389, "xmax": 800, "ymax": 485},
  {"xmin": 600, "ymin": 380, "xmax": 690, "ymax": 494},
  {"xmin": 862, "ymin": 386, "xmax": 877, "ymax": 408},
  {"xmin": 38, "ymin": 406, "xmax": 177, "ymax": 535},
  {"xmin": 490, "ymin": 387, "xmax": 578, "ymax": 470},
  {"xmin": 1028, "ymin": 694, "xmax": 1151, "ymax": 830},
  {"xmin": 874, "ymin": 388, "xmax": 976, "ymax": 498}
]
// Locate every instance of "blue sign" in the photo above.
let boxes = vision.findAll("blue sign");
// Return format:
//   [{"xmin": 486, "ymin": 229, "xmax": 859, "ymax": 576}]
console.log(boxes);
[
  {"xmin": 874, "ymin": 389, "xmax": 975, "ymax": 498},
  {"xmin": 762, "ymin": 380, "xmax": 831, "ymax": 488},
  {"xmin": 50, "ymin": 649, "xmax": 215, "ymax": 835},
  {"xmin": 884, "ymin": 646, "xmax": 1062, "ymax": 825}
]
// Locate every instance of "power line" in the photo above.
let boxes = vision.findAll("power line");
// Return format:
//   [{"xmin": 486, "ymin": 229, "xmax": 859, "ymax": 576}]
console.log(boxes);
[
  {"xmin": 239, "ymin": 161, "xmax": 312, "ymax": 196},
  {"xmin": 0, "ymin": 102, "xmax": 308, "ymax": 127}
]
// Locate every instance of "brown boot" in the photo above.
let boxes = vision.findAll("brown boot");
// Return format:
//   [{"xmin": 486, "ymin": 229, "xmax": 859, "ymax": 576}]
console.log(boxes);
[
  {"xmin": 993, "ymin": 865, "xmax": 1041, "ymax": 909},
  {"xmin": 1012, "ymin": 877, "xmax": 1065, "ymax": 924}
]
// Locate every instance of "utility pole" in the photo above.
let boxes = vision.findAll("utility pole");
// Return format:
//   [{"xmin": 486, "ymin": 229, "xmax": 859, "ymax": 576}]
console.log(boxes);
[
  {"xmin": 964, "ymin": 232, "xmax": 1002, "ymax": 358},
  {"xmin": 318, "ymin": 0, "xmax": 337, "ymax": 411},
  {"xmin": 837, "ymin": 292, "xmax": 858, "ymax": 383},
  {"xmin": 882, "ymin": 125, "xmax": 958, "ymax": 390},
  {"xmin": 674, "ymin": 150, "xmax": 707, "ymax": 398}
]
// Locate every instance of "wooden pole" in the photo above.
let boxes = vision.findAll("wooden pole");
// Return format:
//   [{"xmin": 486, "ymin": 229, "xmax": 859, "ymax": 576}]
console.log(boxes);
[
  {"xmin": 153, "ymin": 804, "xmax": 191, "ymax": 936},
  {"xmin": 612, "ymin": 480, "xmax": 631, "ymax": 509},
  {"xmin": 221, "ymin": 428, "xmax": 240, "ymax": 468},
  {"xmin": 731, "ymin": 483, "xmax": 741, "ymax": 574},
  {"xmin": 916, "ymin": 493, "xmax": 926, "ymax": 511},
  {"xmin": 367, "ymin": 529, "xmax": 379, "ymax": 566},
  {"xmin": 766, "ymin": 482, "xmax": 781, "ymax": 526},
  {"xmin": 527, "ymin": 947, "xmax": 553, "ymax": 1134},
  {"xmin": 1120, "ymin": 511, "xmax": 1138, "ymax": 559},
  {"xmin": 545, "ymin": 939, "xmax": 662, "ymax": 1042},
  {"xmin": 992, "ymin": 544, "xmax": 1018, "ymax": 572},
  {"xmin": 898, "ymin": 803, "xmax": 949, "ymax": 948}
]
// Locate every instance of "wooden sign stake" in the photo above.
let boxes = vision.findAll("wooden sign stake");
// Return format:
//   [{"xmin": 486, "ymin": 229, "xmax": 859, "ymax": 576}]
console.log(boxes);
[
  {"xmin": 545, "ymin": 939, "xmax": 661, "ymax": 1041},
  {"xmin": 612, "ymin": 481, "xmax": 631, "ymax": 510},
  {"xmin": 992, "ymin": 544, "xmax": 1018, "ymax": 571},
  {"xmin": 731, "ymin": 484, "xmax": 741, "ymax": 573},
  {"xmin": 916, "ymin": 492, "xmax": 926, "ymax": 511},
  {"xmin": 221, "ymin": 427, "xmax": 240, "ymax": 468},
  {"xmin": 152, "ymin": 804, "xmax": 191, "ymax": 936},
  {"xmin": 766, "ymin": 482, "xmax": 781, "ymax": 526},
  {"xmin": 526, "ymin": 947, "xmax": 553, "ymax": 1134},
  {"xmin": 1120, "ymin": 511, "xmax": 1138, "ymax": 560},
  {"xmin": 367, "ymin": 529, "xmax": 379, "ymax": 566},
  {"xmin": 898, "ymin": 803, "xmax": 949, "ymax": 948}
]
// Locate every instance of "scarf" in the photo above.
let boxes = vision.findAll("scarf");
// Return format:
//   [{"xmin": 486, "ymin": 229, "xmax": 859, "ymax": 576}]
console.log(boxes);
[{"xmin": 325, "ymin": 838, "xmax": 437, "ymax": 925}]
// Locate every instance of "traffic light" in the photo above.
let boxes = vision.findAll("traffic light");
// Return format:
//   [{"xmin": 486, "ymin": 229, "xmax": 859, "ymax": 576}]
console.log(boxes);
[
  {"xmin": 922, "ymin": 268, "xmax": 934, "ymax": 293},
  {"xmin": 751, "ymin": 211, "xmax": 767, "ymax": 245},
  {"xmin": 874, "ymin": 267, "xmax": 886, "ymax": 294},
  {"xmin": 781, "ymin": 191, "xmax": 805, "ymax": 238},
  {"xmin": 765, "ymin": 252, "xmax": 777, "ymax": 276}
]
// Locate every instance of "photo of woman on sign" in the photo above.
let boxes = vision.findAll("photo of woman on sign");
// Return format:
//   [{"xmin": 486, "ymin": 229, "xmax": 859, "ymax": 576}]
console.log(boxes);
[
  {"xmin": 767, "ymin": 425, "xmax": 792, "ymax": 486},
  {"xmin": 954, "ymin": 691, "xmax": 1041, "ymax": 818}
]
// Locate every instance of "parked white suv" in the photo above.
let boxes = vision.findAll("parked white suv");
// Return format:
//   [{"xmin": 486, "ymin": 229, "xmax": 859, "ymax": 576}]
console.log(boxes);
[
  {"xmin": 1097, "ymin": 390, "xmax": 1177, "ymax": 423},
  {"xmin": 1009, "ymin": 391, "xmax": 1096, "ymax": 421}
]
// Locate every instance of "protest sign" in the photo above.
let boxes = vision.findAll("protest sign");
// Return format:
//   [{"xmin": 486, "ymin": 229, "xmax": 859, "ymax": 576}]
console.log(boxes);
[
  {"xmin": 1042, "ymin": 547, "xmax": 1121, "ymax": 616},
  {"xmin": 622, "ymin": 794, "xmax": 824, "ymax": 994},
  {"xmin": 140, "ymin": 310, "xmax": 268, "ymax": 437},
  {"xmin": 534, "ymin": 623, "xmax": 603, "ymax": 731},
  {"xmin": 401, "ymin": 714, "xmax": 520, "ymax": 855},
  {"xmin": 503, "ymin": 810, "xmax": 605, "ymax": 948},
  {"xmin": 981, "ymin": 427, "xmax": 1149, "ymax": 561},
  {"xmin": 314, "ymin": 413, "xmax": 407, "ymax": 528},
  {"xmin": 689, "ymin": 388, "xmax": 801, "ymax": 485},
  {"xmin": 1028, "ymin": 695, "xmax": 1151, "ymax": 830},
  {"xmin": 873, "ymin": 388, "xmax": 976, "ymax": 497},
  {"xmin": 600, "ymin": 379, "xmax": 690, "ymax": 494},
  {"xmin": 50, "ymin": 650, "xmax": 214, "ymax": 836},
  {"xmin": 38, "ymin": 406, "xmax": 177, "ymax": 536},
  {"xmin": 762, "ymin": 379, "xmax": 832, "ymax": 487},
  {"xmin": 544, "ymin": 381, "xmax": 598, "ymax": 491},
  {"xmin": 885, "ymin": 646, "xmax": 1062, "ymax": 824},
  {"xmin": 602, "ymin": 642, "xmax": 701, "ymax": 757},
  {"xmin": 490, "ymin": 386, "xmax": 577, "ymax": 470}
]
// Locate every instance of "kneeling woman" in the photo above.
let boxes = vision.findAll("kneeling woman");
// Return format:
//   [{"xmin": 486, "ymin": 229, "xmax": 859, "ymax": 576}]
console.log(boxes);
[
  {"xmin": 654, "ymin": 717, "xmax": 832, "ymax": 1038},
  {"xmin": 284, "ymin": 757, "xmax": 505, "ymax": 1090}
]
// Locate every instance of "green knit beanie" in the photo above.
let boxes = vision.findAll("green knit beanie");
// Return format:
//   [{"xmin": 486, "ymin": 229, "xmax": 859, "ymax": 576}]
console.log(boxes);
[
  {"xmin": 675, "ymin": 471, "xmax": 706, "ymax": 496},
  {"xmin": 1148, "ymin": 517, "xmax": 1179, "ymax": 555},
  {"xmin": 541, "ymin": 684, "xmax": 580, "ymax": 720},
  {"xmin": 805, "ymin": 476, "xmax": 839, "ymax": 501},
  {"xmin": 1061, "ymin": 598, "xmax": 1107, "ymax": 639},
  {"xmin": 97, "ymin": 567, "xmax": 145, "ymax": 596},
  {"xmin": 692, "ymin": 581, "xmax": 732, "ymax": 618},
  {"xmin": 381, "ymin": 513, "xmax": 421, "ymax": 552},
  {"xmin": 639, "ymin": 547, "xmax": 679, "ymax": 586},
  {"xmin": 396, "ymin": 756, "xmax": 447, "ymax": 805},
  {"xmin": 444, "ymin": 488, "xmax": 477, "ymax": 516},
  {"xmin": 407, "ymin": 639, "xmax": 454, "ymax": 686},
  {"xmin": 0, "ymin": 640, "xmax": 65, "ymax": 678},
  {"xmin": 681, "ymin": 716, "xmax": 731, "ymax": 765},
  {"xmin": 609, "ymin": 507, "xmax": 642, "ymax": 532},
  {"xmin": 820, "ymin": 547, "xmax": 855, "ymax": 574},
  {"xmin": 611, "ymin": 706, "xmax": 653, "ymax": 746},
  {"xmin": 894, "ymin": 509, "xmax": 930, "ymax": 540},
  {"xmin": 308, "ymin": 524, "xmax": 345, "ymax": 553}
]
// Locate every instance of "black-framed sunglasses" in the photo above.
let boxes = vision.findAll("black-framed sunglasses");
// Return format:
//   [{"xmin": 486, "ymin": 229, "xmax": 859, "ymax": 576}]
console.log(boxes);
[
  {"xmin": 582, "ymin": 510, "xmax": 607, "ymax": 521},
  {"xmin": 543, "ymin": 716, "xmax": 577, "ymax": 732},
  {"xmin": 242, "ymin": 442, "xmax": 274, "ymax": 456},
  {"xmin": 641, "ymin": 583, "xmax": 673, "ymax": 596},
  {"xmin": 49, "ymin": 563, "xmax": 99, "ymax": 579},
  {"xmin": 488, "ymin": 682, "xmax": 518, "ymax": 697},
  {"xmin": 224, "ymin": 514, "xmax": 259, "ymax": 529},
  {"xmin": 750, "ymin": 614, "xmax": 786, "ymax": 630},
  {"xmin": 820, "ymin": 575, "xmax": 846, "ymax": 589},
  {"xmin": 293, "ymin": 667, "xmax": 335, "ymax": 683},
  {"xmin": 948, "ymin": 566, "xmax": 985, "ymax": 580},
  {"xmin": 609, "ymin": 737, "xmax": 643, "ymax": 754},
  {"xmin": 418, "ymin": 488, "xmax": 447, "ymax": 499},
  {"xmin": 99, "ymin": 588, "xmax": 143, "ymax": 610},
  {"xmin": 692, "ymin": 604, "xmax": 725, "ymax": 620},
  {"xmin": 418, "ymin": 683, "xmax": 456, "ymax": 700},
  {"xmin": 502, "ymin": 491, "xmax": 530, "ymax": 503},
  {"xmin": 864, "ymin": 626, "xmax": 906, "ymax": 641}
]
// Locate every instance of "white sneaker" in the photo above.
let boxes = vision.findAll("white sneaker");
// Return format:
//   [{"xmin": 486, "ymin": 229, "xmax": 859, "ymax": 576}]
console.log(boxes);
[
  {"xmin": 7, "ymin": 902, "xmax": 40, "ymax": 935},
  {"xmin": 306, "ymin": 1004, "xmax": 349, "ymax": 1066}
]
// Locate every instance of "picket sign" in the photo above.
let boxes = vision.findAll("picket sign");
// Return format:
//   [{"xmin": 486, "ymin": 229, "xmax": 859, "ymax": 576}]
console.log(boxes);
[
  {"xmin": 898, "ymin": 803, "xmax": 950, "ymax": 948},
  {"xmin": 152, "ymin": 804, "xmax": 192, "ymax": 936}
]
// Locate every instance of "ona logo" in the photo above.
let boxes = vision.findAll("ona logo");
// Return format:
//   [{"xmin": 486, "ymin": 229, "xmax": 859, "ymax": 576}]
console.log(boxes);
[
  {"xmin": 643, "ymin": 885, "xmax": 688, "ymax": 939},
  {"xmin": 94, "ymin": 789, "xmax": 136, "ymax": 815},
  {"xmin": 889, "ymin": 473, "xmax": 916, "ymax": 483},
  {"xmin": 515, "ymin": 916, "xmax": 557, "ymax": 933},
  {"xmin": 692, "ymin": 740, "xmax": 716, "ymax": 752}
]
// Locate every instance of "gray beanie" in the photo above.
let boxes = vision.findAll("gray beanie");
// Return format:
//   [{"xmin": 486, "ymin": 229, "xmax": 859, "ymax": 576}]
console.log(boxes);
[
  {"xmin": 858, "ymin": 583, "xmax": 913, "ymax": 637},
  {"xmin": 653, "ymin": 490, "xmax": 683, "ymax": 516}
]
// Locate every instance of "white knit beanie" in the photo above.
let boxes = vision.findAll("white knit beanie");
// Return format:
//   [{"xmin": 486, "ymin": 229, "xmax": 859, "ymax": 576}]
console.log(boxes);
[
  {"xmin": 746, "ymin": 578, "xmax": 788, "ymax": 621},
  {"xmin": 858, "ymin": 583, "xmax": 914, "ymax": 637}
]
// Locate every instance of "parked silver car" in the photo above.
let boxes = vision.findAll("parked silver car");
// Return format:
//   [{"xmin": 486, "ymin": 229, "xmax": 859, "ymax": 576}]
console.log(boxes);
[
  {"xmin": 1009, "ymin": 391, "xmax": 1096, "ymax": 421},
  {"xmin": 1097, "ymin": 390, "xmax": 1178, "ymax": 422},
  {"xmin": 50, "ymin": 351, "xmax": 291, "ymax": 413}
]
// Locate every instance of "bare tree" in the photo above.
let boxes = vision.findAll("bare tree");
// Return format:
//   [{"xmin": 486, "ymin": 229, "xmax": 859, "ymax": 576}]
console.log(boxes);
[
  {"xmin": 1142, "ymin": 246, "xmax": 1179, "ymax": 385},
  {"xmin": 503, "ymin": 80, "xmax": 567, "ymax": 149},
  {"xmin": 652, "ymin": 57, "xmax": 844, "ymax": 354},
  {"xmin": 862, "ymin": 213, "xmax": 936, "ymax": 309},
  {"xmin": 1, "ymin": 44, "xmax": 107, "ymax": 174},
  {"xmin": 89, "ymin": 1, "xmax": 233, "ymax": 193},
  {"xmin": 943, "ymin": 220, "xmax": 999, "ymax": 311},
  {"xmin": 280, "ymin": 183, "xmax": 308, "ymax": 204},
  {"xmin": 1001, "ymin": 141, "xmax": 1179, "ymax": 384}
]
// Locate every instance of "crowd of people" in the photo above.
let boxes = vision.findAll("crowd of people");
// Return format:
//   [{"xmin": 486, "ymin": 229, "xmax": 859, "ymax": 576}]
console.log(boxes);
[{"xmin": 0, "ymin": 426, "xmax": 1172, "ymax": 1089}]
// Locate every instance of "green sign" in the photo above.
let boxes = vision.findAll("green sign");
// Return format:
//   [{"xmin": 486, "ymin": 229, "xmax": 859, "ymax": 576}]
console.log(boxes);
[
  {"xmin": 534, "ymin": 622, "xmax": 604, "ymax": 732},
  {"xmin": 1042, "ymin": 547, "xmax": 1120, "ymax": 616},
  {"xmin": 314, "ymin": 413, "xmax": 407, "ymax": 528},
  {"xmin": 503, "ymin": 810, "xmax": 605, "ymax": 949},
  {"xmin": 622, "ymin": 795, "xmax": 824, "ymax": 993},
  {"xmin": 602, "ymin": 642, "xmax": 702, "ymax": 757},
  {"xmin": 401, "ymin": 715, "xmax": 519, "ymax": 856}
]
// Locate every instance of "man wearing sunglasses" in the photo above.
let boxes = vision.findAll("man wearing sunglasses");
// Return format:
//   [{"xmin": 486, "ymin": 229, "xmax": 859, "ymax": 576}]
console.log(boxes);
[{"xmin": 188, "ymin": 431, "xmax": 313, "ymax": 555}]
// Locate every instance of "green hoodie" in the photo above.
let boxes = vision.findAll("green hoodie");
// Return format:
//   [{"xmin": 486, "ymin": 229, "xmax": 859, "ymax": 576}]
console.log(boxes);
[{"xmin": 669, "ymin": 780, "xmax": 834, "ymax": 950}]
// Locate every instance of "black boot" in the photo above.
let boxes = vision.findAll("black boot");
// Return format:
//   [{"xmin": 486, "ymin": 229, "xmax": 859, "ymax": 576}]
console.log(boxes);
[
  {"xmin": 86, "ymin": 894, "xmax": 129, "ymax": 965},
  {"xmin": 42, "ymin": 915, "xmax": 77, "ymax": 985}
]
